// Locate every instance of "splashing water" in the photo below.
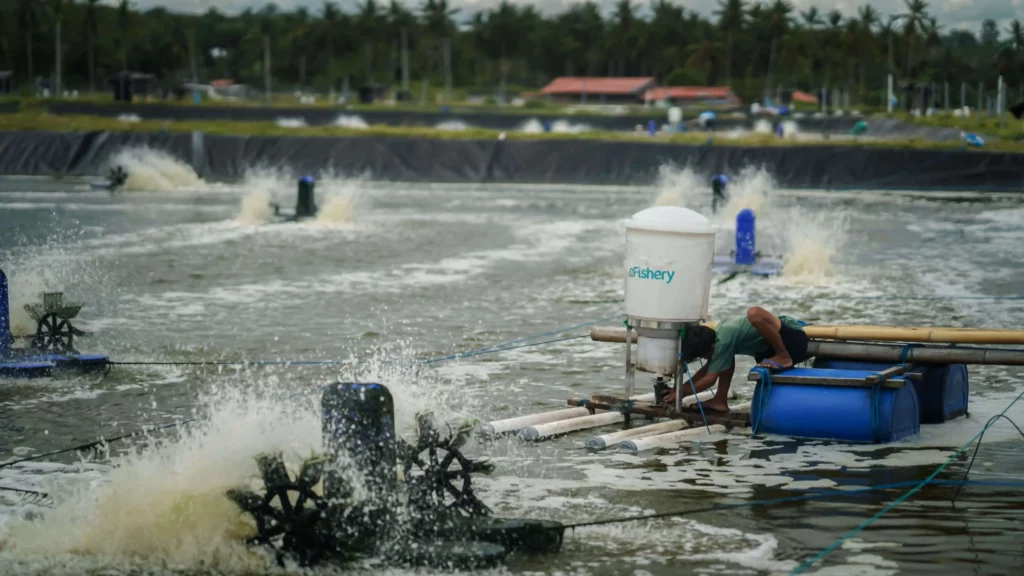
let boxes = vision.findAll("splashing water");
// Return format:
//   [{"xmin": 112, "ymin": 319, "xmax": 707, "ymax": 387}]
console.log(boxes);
[
  {"xmin": 651, "ymin": 165, "xmax": 705, "ymax": 208},
  {"xmin": 753, "ymin": 119, "xmax": 773, "ymax": 134},
  {"xmin": 116, "ymin": 114, "xmax": 141, "ymax": 123},
  {"xmin": 0, "ymin": 387, "xmax": 321, "ymax": 572},
  {"xmin": 781, "ymin": 120, "xmax": 799, "ymax": 137},
  {"xmin": 275, "ymin": 117, "xmax": 307, "ymax": 128},
  {"xmin": 234, "ymin": 167, "xmax": 288, "ymax": 225},
  {"xmin": 518, "ymin": 118, "xmax": 593, "ymax": 134},
  {"xmin": 714, "ymin": 167, "xmax": 774, "ymax": 223},
  {"xmin": 109, "ymin": 147, "xmax": 203, "ymax": 192},
  {"xmin": 333, "ymin": 115, "xmax": 370, "ymax": 129},
  {"xmin": 780, "ymin": 207, "xmax": 848, "ymax": 283},
  {"xmin": 0, "ymin": 348, "xmax": 480, "ymax": 572}
]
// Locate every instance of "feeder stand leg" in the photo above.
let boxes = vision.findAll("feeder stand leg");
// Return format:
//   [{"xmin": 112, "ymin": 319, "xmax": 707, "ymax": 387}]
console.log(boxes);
[
  {"xmin": 624, "ymin": 323, "xmax": 635, "ymax": 399},
  {"xmin": 675, "ymin": 336, "xmax": 684, "ymax": 413}
]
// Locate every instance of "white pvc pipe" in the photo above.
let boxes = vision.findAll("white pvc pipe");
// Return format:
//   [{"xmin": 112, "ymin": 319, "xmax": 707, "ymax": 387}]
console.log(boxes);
[
  {"xmin": 619, "ymin": 424, "xmax": 727, "ymax": 454},
  {"xmin": 486, "ymin": 393, "xmax": 656, "ymax": 438},
  {"xmin": 520, "ymin": 411, "xmax": 625, "ymax": 440},
  {"xmin": 586, "ymin": 420, "xmax": 688, "ymax": 450},
  {"xmin": 583, "ymin": 390, "xmax": 716, "ymax": 450},
  {"xmin": 479, "ymin": 407, "xmax": 590, "ymax": 436}
]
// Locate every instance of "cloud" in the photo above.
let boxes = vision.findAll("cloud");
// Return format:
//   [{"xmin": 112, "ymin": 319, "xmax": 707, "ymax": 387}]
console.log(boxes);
[{"xmin": 144, "ymin": 0, "xmax": 1023, "ymax": 32}]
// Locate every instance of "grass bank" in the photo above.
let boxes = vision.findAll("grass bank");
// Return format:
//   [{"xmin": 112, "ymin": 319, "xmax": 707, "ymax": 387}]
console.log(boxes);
[{"xmin": 3, "ymin": 111, "xmax": 1023, "ymax": 153}]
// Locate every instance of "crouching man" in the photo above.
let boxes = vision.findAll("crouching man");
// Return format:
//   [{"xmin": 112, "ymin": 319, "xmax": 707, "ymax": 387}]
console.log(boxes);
[{"xmin": 663, "ymin": 307, "xmax": 809, "ymax": 411}]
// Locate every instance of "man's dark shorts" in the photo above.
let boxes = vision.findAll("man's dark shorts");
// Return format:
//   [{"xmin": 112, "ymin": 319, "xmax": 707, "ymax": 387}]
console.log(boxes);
[{"xmin": 754, "ymin": 324, "xmax": 810, "ymax": 365}]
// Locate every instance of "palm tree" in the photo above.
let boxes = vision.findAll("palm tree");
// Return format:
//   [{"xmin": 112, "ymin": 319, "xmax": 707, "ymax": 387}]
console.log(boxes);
[
  {"xmin": 715, "ymin": 0, "xmax": 745, "ymax": 86},
  {"xmin": 84, "ymin": 0, "xmax": 99, "ymax": 92},
  {"xmin": 684, "ymin": 38, "xmax": 725, "ymax": 85},
  {"xmin": 800, "ymin": 7, "xmax": 823, "ymax": 89},
  {"xmin": 895, "ymin": 0, "xmax": 930, "ymax": 81},
  {"xmin": 764, "ymin": 0, "xmax": 792, "ymax": 96},
  {"xmin": 17, "ymin": 0, "xmax": 40, "ymax": 83}
]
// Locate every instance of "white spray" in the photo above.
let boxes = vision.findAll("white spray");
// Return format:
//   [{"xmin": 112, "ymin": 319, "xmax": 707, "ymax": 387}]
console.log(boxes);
[{"xmin": 108, "ymin": 147, "xmax": 204, "ymax": 192}]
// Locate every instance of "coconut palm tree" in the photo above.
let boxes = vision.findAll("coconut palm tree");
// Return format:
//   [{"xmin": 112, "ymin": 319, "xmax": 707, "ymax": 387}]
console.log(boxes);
[
  {"xmin": 895, "ymin": 0, "xmax": 930, "ymax": 80},
  {"xmin": 684, "ymin": 38, "xmax": 725, "ymax": 85},
  {"xmin": 800, "ymin": 7, "xmax": 823, "ymax": 89},
  {"xmin": 715, "ymin": 0, "xmax": 745, "ymax": 86},
  {"xmin": 764, "ymin": 0, "xmax": 792, "ymax": 96}
]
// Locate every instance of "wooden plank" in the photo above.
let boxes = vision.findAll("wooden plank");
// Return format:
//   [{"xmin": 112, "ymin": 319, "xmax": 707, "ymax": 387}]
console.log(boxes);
[
  {"xmin": 746, "ymin": 372, "xmax": 905, "ymax": 388},
  {"xmin": 592, "ymin": 325, "xmax": 1024, "ymax": 346},
  {"xmin": 866, "ymin": 365, "xmax": 906, "ymax": 384}
]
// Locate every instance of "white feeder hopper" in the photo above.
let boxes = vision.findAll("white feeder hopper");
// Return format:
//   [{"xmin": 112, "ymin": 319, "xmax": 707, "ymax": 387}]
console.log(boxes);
[{"xmin": 621, "ymin": 206, "xmax": 718, "ymax": 408}]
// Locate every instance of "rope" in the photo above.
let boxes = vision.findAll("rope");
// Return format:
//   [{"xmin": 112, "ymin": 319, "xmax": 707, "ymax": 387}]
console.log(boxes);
[
  {"xmin": 951, "ymin": 414, "xmax": 1024, "ymax": 504},
  {"xmin": 8, "ymin": 478, "xmax": 1024, "ymax": 511},
  {"xmin": 684, "ymin": 362, "xmax": 710, "ymax": 434},
  {"xmin": 561, "ymin": 478, "xmax": 1024, "ymax": 531},
  {"xmin": 750, "ymin": 366, "xmax": 773, "ymax": 437},
  {"xmin": 790, "ymin": 386, "xmax": 1024, "ymax": 574},
  {"xmin": 868, "ymin": 372, "xmax": 888, "ymax": 444}
]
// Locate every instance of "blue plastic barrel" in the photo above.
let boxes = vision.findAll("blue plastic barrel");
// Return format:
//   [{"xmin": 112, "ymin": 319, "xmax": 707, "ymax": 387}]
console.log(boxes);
[
  {"xmin": 751, "ymin": 368, "xmax": 921, "ymax": 443},
  {"xmin": 647, "ymin": 120, "xmax": 657, "ymax": 135},
  {"xmin": 915, "ymin": 364, "xmax": 969, "ymax": 423},
  {"xmin": 813, "ymin": 360, "xmax": 968, "ymax": 424},
  {"xmin": 735, "ymin": 209, "xmax": 756, "ymax": 266}
]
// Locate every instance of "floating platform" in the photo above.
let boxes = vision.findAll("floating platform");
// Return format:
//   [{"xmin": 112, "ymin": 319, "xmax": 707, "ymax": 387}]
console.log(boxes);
[
  {"xmin": 0, "ymin": 353, "xmax": 109, "ymax": 378},
  {"xmin": 713, "ymin": 255, "xmax": 783, "ymax": 277}
]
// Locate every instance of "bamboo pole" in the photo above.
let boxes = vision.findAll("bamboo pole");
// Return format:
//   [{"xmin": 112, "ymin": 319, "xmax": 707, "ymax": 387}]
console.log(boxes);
[{"xmin": 591, "ymin": 324, "xmax": 1024, "ymax": 346}]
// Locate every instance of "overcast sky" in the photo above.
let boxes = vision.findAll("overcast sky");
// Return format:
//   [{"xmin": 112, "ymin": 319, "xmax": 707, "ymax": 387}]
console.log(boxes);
[{"xmin": 147, "ymin": 0, "xmax": 1024, "ymax": 35}]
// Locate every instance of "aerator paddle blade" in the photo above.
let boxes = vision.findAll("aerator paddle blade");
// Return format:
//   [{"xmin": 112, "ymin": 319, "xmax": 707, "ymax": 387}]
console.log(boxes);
[
  {"xmin": 226, "ymin": 488, "xmax": 264, "ymax": 513},
  {"xmin": 256, "ymin": 452, "xmax": 291, "ymax": 490}
]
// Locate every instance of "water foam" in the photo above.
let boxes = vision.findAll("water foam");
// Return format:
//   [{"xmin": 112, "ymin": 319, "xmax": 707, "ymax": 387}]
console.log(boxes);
[
  {"xmin": 519, "ymin": 118, "xmax": 593, "ymax": 134},
  {"xmin": 274, "ymin": 117, "xmax": 307, "ymax": 128},
  {"xmin": 435, "ymin": 120, "xmax": 471, "ymax": 131},
  {"xmin": 234, "ymin": 167, "xmax": 365, "ymax": 226},
  {"xmin": 109, "ymin": 147, "xmax": 203, "ymax": 192},
  {"xmin": 333, "ymin": 114, "xmax": 370, "ymax": 129}
]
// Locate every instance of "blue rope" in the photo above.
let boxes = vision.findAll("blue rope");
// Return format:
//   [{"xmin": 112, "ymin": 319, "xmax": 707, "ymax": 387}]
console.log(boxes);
[
  {"xmin": 750, "ymin": 366, "xmax": 773, "ymax": 437},
  {"xmin": 791, "ymin": 385, "xmax": 1024, "ymax": 574},
  {"xmin": 684, "ymin": 362, "xmax": 711, "ymax": 434}
]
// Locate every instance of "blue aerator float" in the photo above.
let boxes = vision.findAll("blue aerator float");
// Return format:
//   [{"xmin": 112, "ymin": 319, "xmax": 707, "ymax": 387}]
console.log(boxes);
[
  {"xmin": 269, "ymin": 176, "xmax": 319, "ymax": 222},
  {"xmin": 0, "ymin": 268, "xmax": 108, "ymax": 378},
  {"xmin": 713, "ymin": 209, "xmax": 783, "ymax": 277}
]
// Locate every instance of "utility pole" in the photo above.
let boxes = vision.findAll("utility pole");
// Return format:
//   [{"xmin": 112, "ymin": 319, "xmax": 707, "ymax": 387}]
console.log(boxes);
[
  {"xmin": 944, "ymin": 82, "xmax": 948, "ymax": 110},
  {"xmin": 189, "ymin": 31, "xmax": 198, "ymax": 83},
  {"xmin": 998, "ymin": 75, "xmax": 1005, "ymax": 128},
  {"xmin": 887, "ymin": 74, "xmax": 893, "ymax": 113},
  {"xmin": 978, "ymin": 81, "xmax": 983, "ymax": 113},
  {"xmin": 961, "ymin": 82, "xmax": 966, "ymax": 109},
  {"xmin": 263, "ymin": 35, "xmax": 272, "ymax": 105},
  {"xmin": 401, "ymin": 28, "xmax": 410, "ymax": 93},
  {"xmin": 55, "ymin": 17, "xmax": 62, "ymax": 97},
  {"xmin": 442, "ymin": 37, "xmax": 452, "ymax": 105}
]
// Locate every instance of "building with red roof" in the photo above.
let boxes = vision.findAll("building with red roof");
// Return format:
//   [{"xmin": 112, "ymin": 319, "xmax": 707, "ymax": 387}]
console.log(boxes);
[
  {"xmin": 643, "ymin": 86, "xmax": 740, "ymax": 106},
  {"xmin": 540, "ymin": 77, "xmax": 656, "ymax": 103}
]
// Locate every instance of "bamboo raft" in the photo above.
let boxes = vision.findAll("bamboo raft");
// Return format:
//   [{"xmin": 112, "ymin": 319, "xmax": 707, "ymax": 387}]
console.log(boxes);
[{"xmin": 478, "ymin": 322, "xmax": 1024, "ymax": 451}]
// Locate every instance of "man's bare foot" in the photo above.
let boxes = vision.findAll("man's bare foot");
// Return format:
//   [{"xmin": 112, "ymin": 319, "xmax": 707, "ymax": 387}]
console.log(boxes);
[
  {"xmin": 699, "ymin": 398, "xmax": 730, "ymax": 413},
  {"xmin": 758, "ymin": 354, "xmax": 793, "ymax": 371}
]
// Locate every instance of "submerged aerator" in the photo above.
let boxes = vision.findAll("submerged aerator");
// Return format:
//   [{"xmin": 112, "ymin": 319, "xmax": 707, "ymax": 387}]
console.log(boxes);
[{"xmin": 228, "ymin": 383, "xmax": 564, "ymax": 569}]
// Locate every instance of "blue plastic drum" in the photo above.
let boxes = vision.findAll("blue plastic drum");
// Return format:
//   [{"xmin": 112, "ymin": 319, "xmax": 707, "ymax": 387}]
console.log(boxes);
[{"xmin": 751, "ymin": 368, "xmax": 921, "ymax": 443}]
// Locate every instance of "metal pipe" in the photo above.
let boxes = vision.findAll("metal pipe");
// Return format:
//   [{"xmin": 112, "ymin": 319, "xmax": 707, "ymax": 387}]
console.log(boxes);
[
  {"xmin": 592, "ymin": 327, "xmax": 1024, "ymax": 365},
  {"xmin": 592, "ymin": 325, "xmax": 1024, "ymax": 346}
]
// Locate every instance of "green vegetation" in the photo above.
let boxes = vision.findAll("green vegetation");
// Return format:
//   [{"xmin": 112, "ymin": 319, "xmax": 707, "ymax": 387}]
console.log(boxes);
[
  {"xmin": 4, "ymin": 111, "xmax": 1024, "ymax": 153},
  {"xmin": 1, "ymin": 0, "xmax": 1022, "ymax": 112}
]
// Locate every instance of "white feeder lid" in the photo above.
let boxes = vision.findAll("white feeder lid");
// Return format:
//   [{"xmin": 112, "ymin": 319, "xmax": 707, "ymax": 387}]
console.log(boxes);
[{"xmin": 626, "ymin": 206, "xmax": 718, "ymax": 235}]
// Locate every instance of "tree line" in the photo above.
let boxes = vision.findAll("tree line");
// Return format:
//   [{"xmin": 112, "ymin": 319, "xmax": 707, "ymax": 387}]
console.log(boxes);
[{"xmin": 2, "ymin": 0, "xmax": 1023, "ymax": 106}]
